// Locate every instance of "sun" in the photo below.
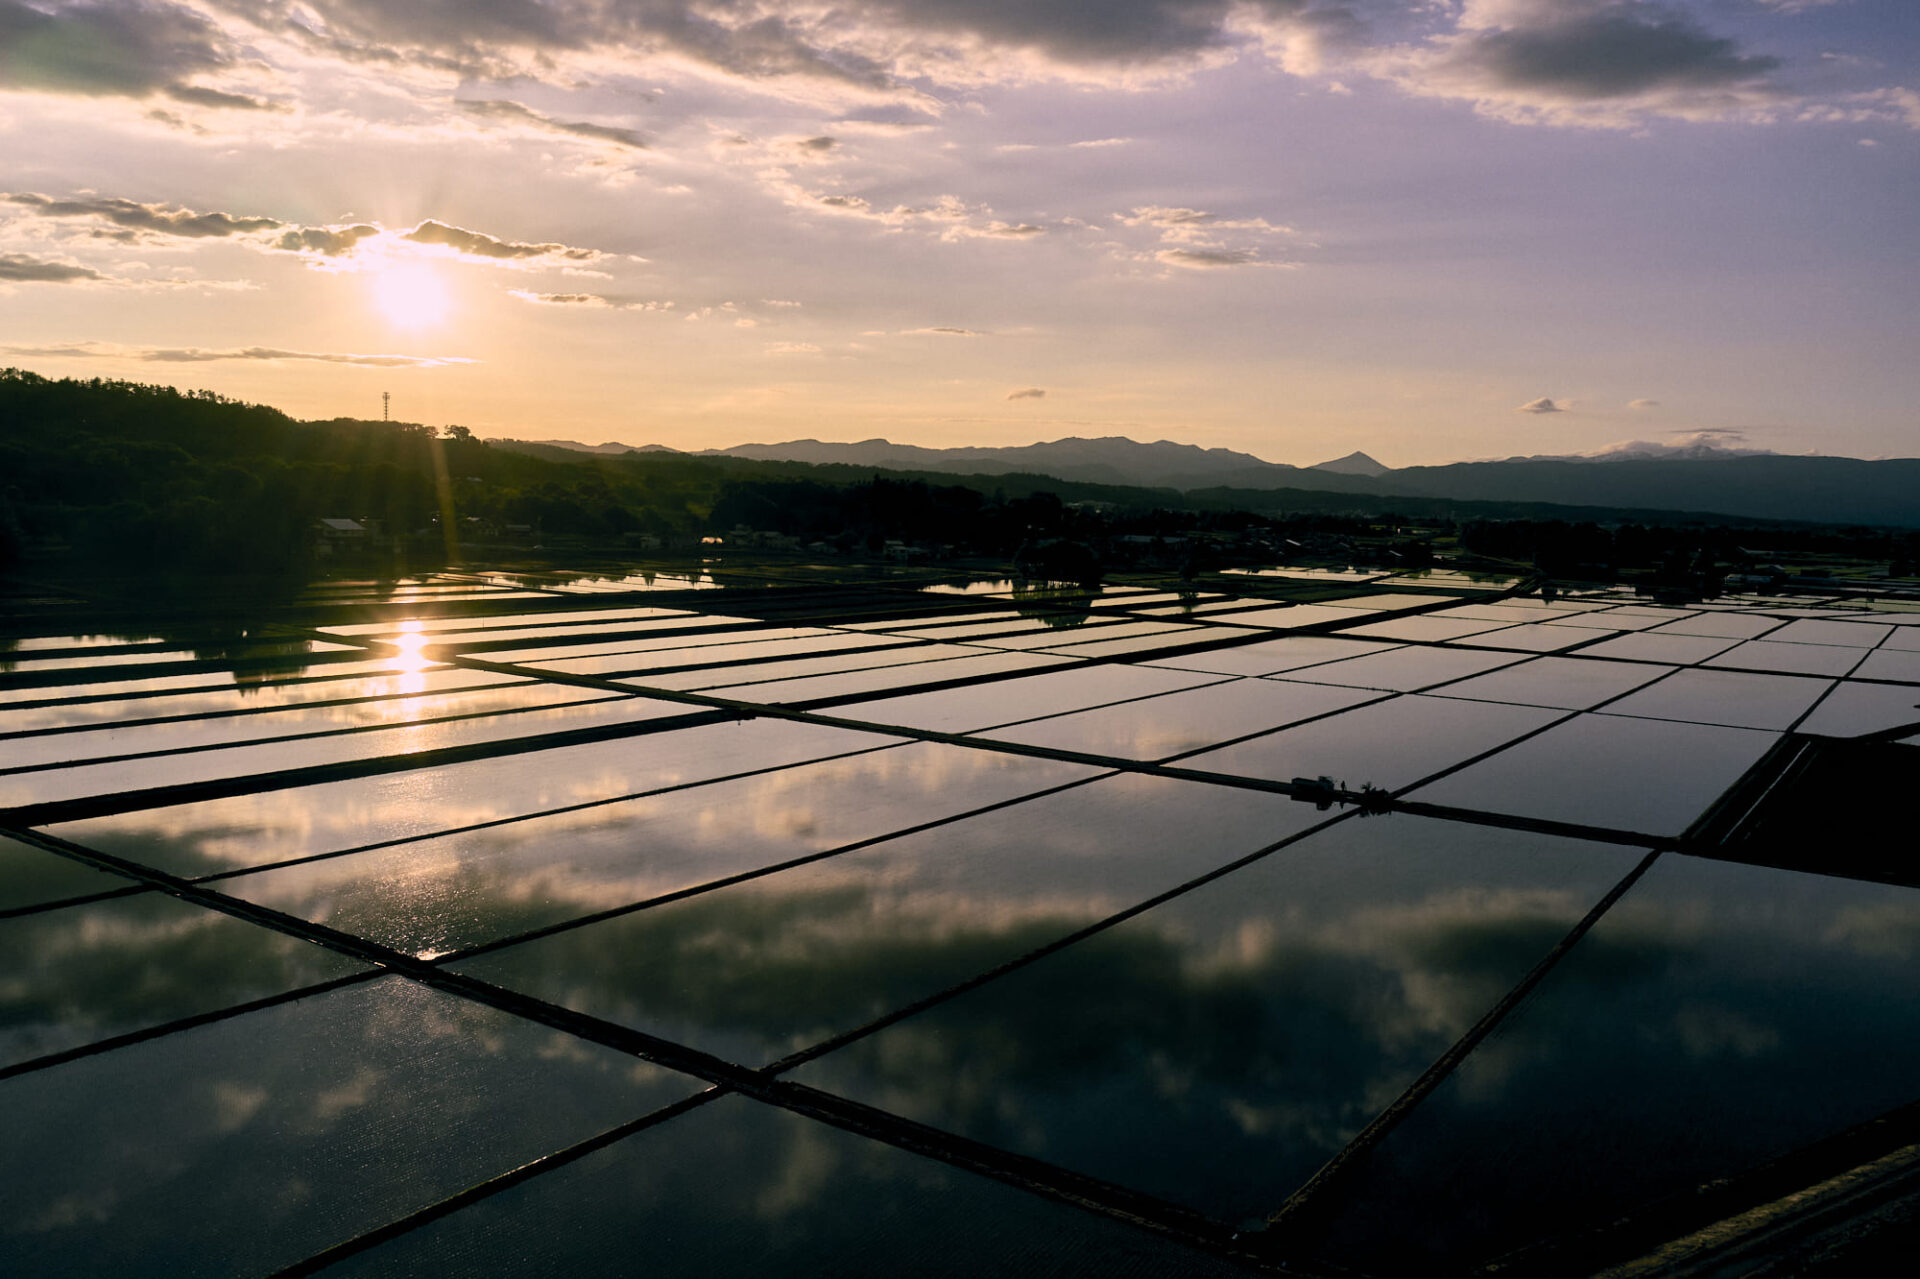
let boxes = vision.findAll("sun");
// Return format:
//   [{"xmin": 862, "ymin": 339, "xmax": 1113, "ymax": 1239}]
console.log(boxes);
[{"xmin": 370, "ymin": 261, "xmax": 451, "ymax": 329}]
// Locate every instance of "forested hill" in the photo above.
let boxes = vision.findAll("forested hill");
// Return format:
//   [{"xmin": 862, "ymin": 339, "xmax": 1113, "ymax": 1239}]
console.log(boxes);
[
  {"xmin": 0, "ymin": 370, "xmax": 809, "ymax": 571},
  {"xmin": 1, "ymin": 369, "xmax": 424, "ymax": 570},
  {"xmin": 1, "ymin": 369, "xmax": 1905, "ymax": 581},
  {"xmin": 0, "ymin": 370, "xmax": 1110, "ymax": 572}
]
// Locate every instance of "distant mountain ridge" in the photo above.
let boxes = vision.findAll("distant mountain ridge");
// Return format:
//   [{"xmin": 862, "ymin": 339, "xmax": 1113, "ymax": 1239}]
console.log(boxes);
[
  {"xmin": 694, "ymin": 435, "xmax": 1344, "ymax": 492},
  {"xmin": 500, "ymin": 433, "xmax": 1920, "ymax": 528},
  {"xmin": 517, "ymin": 438, "xmax": 666, "ymax": 455},
  {"xmin": 1310, "ymin": 451, "xmax": 1391, "ymax": 477},
  {"xmin": 1381, "ymin": 454, "xmax": 1920, "ymax": 527}
]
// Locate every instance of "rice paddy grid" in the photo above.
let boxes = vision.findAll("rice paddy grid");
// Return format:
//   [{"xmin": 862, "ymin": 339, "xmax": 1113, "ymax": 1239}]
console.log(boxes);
[{"xmin": 2, "ymin": 569, "xmax": 1915, "ymax": 1275}]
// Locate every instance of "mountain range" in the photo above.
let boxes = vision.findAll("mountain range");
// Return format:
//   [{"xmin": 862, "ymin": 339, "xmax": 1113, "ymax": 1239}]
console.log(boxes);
[{"xmin": 500, "ymin": 435, "xmax": 1920, "ymax": 528}]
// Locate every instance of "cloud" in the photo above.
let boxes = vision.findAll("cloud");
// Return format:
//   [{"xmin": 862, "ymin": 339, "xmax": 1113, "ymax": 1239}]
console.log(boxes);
[
  {"xmin": 954, "ymin": 221, "xmax": 1046, "ymax": 239},
  {"xmin": 507, "ymin": 289, "xmax": 671, "ymax": 310},
  {"xmin": 1241, "ymin": 1, "xmax": 1375, "ymax": 76},
  {"xmin": 226, "ymin": 0, "xmax": 1259, "ymax": 92},
  {"xmin": 903, "ymin": 326, "xmax": 984, "ymax": 336},
  {"xmin": 1518, "ymin": 396, "xmax": 1567, "ymax": 413},
  {"xmin": 1120, "ymin": 204, "xmax": 1297, "ymax": 268},
  {"xmin": 0, "ymin": 0, "xmax": 256, "ymax": 105},
  {"xmin": 765, "ymin": 341, "xmax": 822, "ymax": 355},
  {"xmin": 2, "ymin": 340, "xmax": 474, "ymax": 367},
  {"xmin": 1156, "ymin": 247, "xmax": 1282, "ymax": 269},
  {"xmin": 1580, "ymin": 428, "xmax": 1771, "ymax": 458},
  {"xmin": 456, "ymin": 99, "xmax": 647, "ymax": 149},
  {"xmin": 1513, "ymin": 427, "xmax": 1773, "ymax": 463},
  {"xmin": 269, "ymin": 0, "xmax": 1239, "ymax": 86},
  {"xmin": 509, "ymin": 290, "xmax": 613, "ymax": 307},
  {"xmin": 1820, "ymin": 88, "xmax": 1920, "ymax": 131},
  {"xmin": 141, "ymin": 346, "xmax": 472, "ymax": 367},
  {"xmin": 3, "ymin": 194, "xmax": 610, "ymax": 274},
  {"xmin": 271, "ymin": 223, "xmax": 380, "ymax": 256},
  {"xmin": 0, "ymin": 259, "xmax": 245, "ymax": 290},
  {"xmin": 219, "ymin": 1, "xmax": 1316, "ymax": 106},
  {"xmin": 1379, "ymin": 1, "xmax": 1788, "ymax": 126},
  {"xmin": 1628, "ymin": 397, "xmax": 1659, "ymax": 409},
  {"xmin": 257, "ymin": 0, "xmax": 575, "ymax": 69},
  {"xmin": 3, "ymin": 192, "xmax": 281, "ymax": 239},
  {"xmin": 1006, "ymin": 387, "xmax": 1046, "ymax": 399},
  {"xmin": 794, "ymin": 135, "xmax": 837, "ymax": 152},
  {"xmin": 835, "ymin": 102, "xmax": 942, "ymax": 129},
  {"xmin": 270, "ymin": 0, "xmax": 896, "ymax": 90},
  {"xmin": 859, "ymin": 0, "xmax": 1240, "ymax": 66},
  {"xmin": 1458, "ymin": 10, "xmax": 1777, "ymax": 98},
  {"xmin": 1121, "ymin": 206, "xmax": 1220, "ymax": 227},
  {"xmin": 4, "ymin": 1, "xmax": 1891, "ymax": 142},
  {"xmin": 400, "ymin": 219, "xmax": 602, "ymax": 262},
  {"xmin": 0, "ymin": 253, "xmax": 105, "ymax": 283},
  {"xmin": 165, "ymin": 83, "xmax": 285, "ymax": 111},
  {"xmin": 795, "ymin": 186, "xmax": 1050, "ymax": 242}
]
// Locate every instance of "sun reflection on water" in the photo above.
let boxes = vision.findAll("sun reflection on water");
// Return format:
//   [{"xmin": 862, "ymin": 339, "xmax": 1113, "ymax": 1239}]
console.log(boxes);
[{"xmin": 391, "ymin": 622, "xmax": 431, "ymax": 693}]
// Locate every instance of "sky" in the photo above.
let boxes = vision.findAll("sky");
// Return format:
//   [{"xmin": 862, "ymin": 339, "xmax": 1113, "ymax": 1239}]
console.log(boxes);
[{"xmin": 1, "ymin": 1, "xmax": 1916, "ymax": 466}]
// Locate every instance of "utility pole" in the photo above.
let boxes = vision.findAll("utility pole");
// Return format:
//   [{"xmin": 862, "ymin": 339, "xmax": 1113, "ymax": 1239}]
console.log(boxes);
[{"xmin": 383, "ymin": 391, "xmax": 390, "ymax": 422}]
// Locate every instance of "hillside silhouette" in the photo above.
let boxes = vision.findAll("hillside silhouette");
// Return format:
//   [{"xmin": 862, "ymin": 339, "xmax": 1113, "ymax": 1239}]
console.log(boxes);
[{"xmin": 4, "ymin": 370, "xmax": 1915, "ymax": 587}]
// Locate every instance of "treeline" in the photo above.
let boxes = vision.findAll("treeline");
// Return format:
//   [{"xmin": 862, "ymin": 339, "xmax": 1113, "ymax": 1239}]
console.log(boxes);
[
  {"xmin": 0, "ymin": 370, "xmax": 770, "ymax": 569},
  {"xmin": 5, "ymin": 369, "xmax": 1906, "ymax": 584},
  {"xmin": 1459, "ymin": 518, "xmax": 1920, "ymax": 577},
  {"xmin": 710, "ymin": 478, "xmax": 1103, "ymax": 553},
  {"xmin": 1, "ymin": 370, "xmax": 439, "ymax": 571},
  {"xmin": 0, "ymin": 371, "xmax": 1091, "ymax": 572}
]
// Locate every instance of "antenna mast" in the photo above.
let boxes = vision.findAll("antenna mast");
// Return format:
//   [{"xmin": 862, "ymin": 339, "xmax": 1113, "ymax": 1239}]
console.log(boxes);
[{"xmin": 382, "ymin": 391, "xmax": 391, "ymax": 422}]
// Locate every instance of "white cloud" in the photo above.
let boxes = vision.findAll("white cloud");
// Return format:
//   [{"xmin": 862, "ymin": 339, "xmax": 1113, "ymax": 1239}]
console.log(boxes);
[
  {"xmin": 507, "ymin": 290, "xmax": 673, "ymax": 311},
  {"xmin": 1579, "ymin": 428, "xmax": 1771, "ymax": 458},
  {"xmin": 1156, "ymin": 247, "xmax": 1283, "ymax": 269},
  {"xmin": 401, "ymin": 219, "xmax": 603, "ymax": 263},
  {"xmin": 456, "ymin": 98, "xmax": 647, "ymax": 149},
  {"xmin": 3, "ymin": 339, "xmax": 474, "ymax": 367}
]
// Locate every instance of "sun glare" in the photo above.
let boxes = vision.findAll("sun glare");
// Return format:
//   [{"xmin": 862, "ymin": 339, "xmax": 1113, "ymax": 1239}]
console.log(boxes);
[
  {"xmin": 391, "ymin": 621, "xmax": 432, "ymax": 676},
  {"xmin": 371, "ymin": 262, "xmax": 451, "ymax": 329}
]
